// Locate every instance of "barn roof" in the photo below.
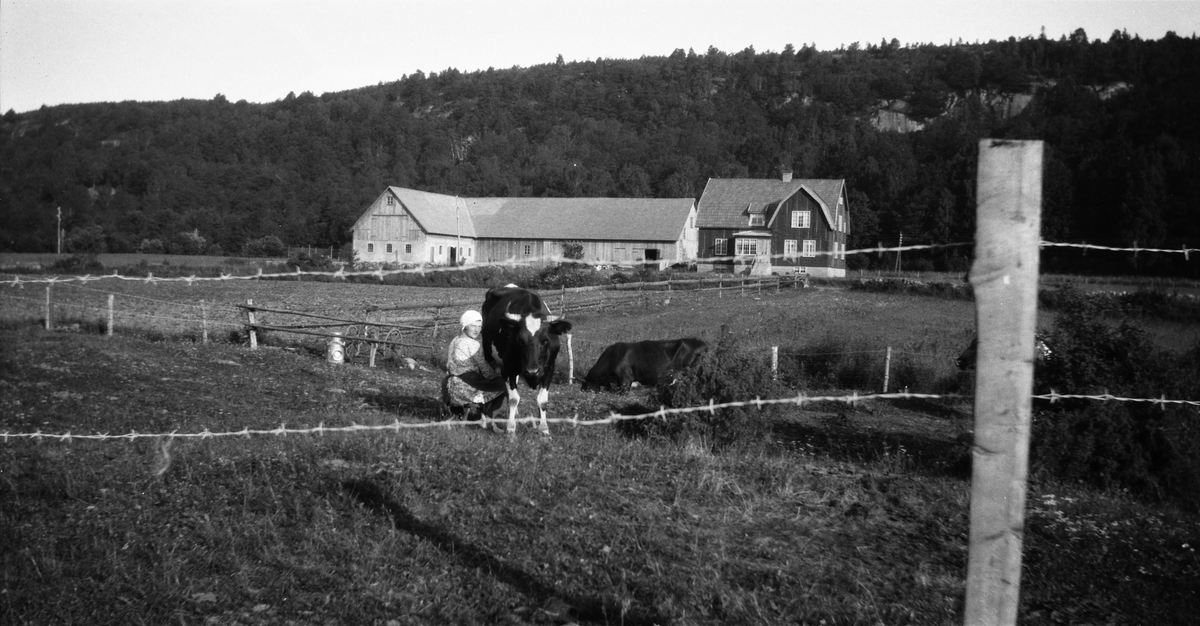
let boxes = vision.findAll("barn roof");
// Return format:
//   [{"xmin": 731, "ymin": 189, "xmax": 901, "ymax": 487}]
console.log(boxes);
[
  {"xmin": 697, "ymin": 178, "xmax": 845, "ymax": 230},
  {"xmin": 387, "ymin": 187, "xmax": 478, "ymax": 238},
  {"xmin": 387, "ymin": 187, "xmax": 695, "ymax": 241}
]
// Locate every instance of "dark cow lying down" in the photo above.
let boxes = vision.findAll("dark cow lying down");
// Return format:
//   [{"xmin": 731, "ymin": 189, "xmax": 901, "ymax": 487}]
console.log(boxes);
[{"xmin": 580, "ymin": 338, "xmax": 709, "ymax": 392}]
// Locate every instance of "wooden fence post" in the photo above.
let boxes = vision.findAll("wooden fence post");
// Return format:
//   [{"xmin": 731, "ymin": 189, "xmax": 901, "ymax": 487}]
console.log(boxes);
[
  {"xmin": 431, "ymin": 307, "xmax": 442, "ymax": 362},
  {"xmin": 44, "ymin": 285, "xmax": 51, "ymax": 331},
  {"xmin": 771, "ymin": 346, "xmax": 778, "ymax": 380},
  {"xmin": 567, "ymin": 334, "xmax": 574, "ymax": 383},
  {"xmin": 246, "ymin": 299, "xmax": 258, "ymax": 350},
  {"xmin": 107, "ymin": 294, "xmax": 114, "ymax": 336},
  {"xmin": 200, "ymin": 300, "xmax": 208, "ymax": 344},
  {"xmin": 882, "ymin": 346, "xmax": 892, "ymax": 393},
  {"xmin": 964, "ymin": 139, "xmax": 1043, "ymax": 626}
]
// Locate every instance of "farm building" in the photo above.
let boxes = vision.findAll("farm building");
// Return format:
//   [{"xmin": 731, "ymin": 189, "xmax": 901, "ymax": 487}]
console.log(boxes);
[
  {"xmin": 695, "ymin": 172, "xmax": 850, "ymax": 277},
  {"xmin": 351, "ymin": 187, "xmax": 698, "ymax": 267}
]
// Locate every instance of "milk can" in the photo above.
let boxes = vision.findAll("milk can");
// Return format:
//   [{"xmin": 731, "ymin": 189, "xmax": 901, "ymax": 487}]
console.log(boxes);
[{"xmin": 327, "ymin": 332, "xmax": 345, "ymax": 364}]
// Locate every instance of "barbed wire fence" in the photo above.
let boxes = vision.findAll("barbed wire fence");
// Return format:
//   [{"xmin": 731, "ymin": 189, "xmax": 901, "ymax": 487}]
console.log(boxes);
[{"xmin": 0, "ymin": 238, "xmax": 1196, "ymax": 444}]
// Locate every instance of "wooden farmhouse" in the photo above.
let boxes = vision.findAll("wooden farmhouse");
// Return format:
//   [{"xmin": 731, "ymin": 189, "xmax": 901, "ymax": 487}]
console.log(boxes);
[
  {"xmin": 351, "ymin": 187, "xmax": 699, "ymax": 268},
  {"xmin": 695, "ymin": 172, "xmax": 850, "ymax": 277}
]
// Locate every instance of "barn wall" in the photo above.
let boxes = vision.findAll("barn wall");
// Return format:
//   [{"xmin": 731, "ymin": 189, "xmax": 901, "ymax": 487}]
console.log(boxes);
[
  {"xmin": 352, "ymin": 192, "xmax": 427, "ymax": 264},
  {"xmin": 475, "ymin": 239, "xmax": 685, "ymax": 268}
]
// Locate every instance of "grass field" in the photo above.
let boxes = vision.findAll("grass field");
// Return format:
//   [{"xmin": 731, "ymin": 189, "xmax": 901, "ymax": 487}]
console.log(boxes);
[{"xmin": 1, "ymin": 281, "xmax": 1198, "ymax": 625}]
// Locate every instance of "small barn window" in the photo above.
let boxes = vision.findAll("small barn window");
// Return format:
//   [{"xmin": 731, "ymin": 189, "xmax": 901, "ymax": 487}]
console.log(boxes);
[
  {"xmin": 439, "ymin": 246, "xmax": 443, "ymax": 254},
  {"xmin": 367, "ymin": 243, "xmax": 374, "ymax": 253},
  {"xmin": 748, "ymin": 214, "xmax": 764, "ymax": 226},
  {"xmin": 714, "ymin": 238, "xmax": 727, "ymax": 255},
  {"xmin": 802, "ymin": 240, "xmax": 817, "ymax": 257},
  {"xmin": 792, "ymin": 211, "xmax": 811, "ymax": 229},
  {"xmin": 386, "ymin": 243, "xmax": 393, "ymax": 253},
  {"xmin": 784, "ymin": 239, "xmax": 798, "ymax": 258},
  {"xmin": 386, "ymin": 195, "xmax": 395, "ymax": 206},
  {"xmin": 523, "ymin": 244, "xmax": 532, "ymax": 256},
  {"xmin": 405, "ymin": 244, "xmax": 412, "ymax": 253}
]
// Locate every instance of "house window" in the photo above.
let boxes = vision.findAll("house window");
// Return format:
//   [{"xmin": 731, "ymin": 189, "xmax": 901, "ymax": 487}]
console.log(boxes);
[
  {"xmin": 748, "ymin": 214, "xmax": 764, "ymax": 227},
  {"xmin": 735, "ymin": 239, "xmax": 758, "ymax": 256},
  {"xmin": 386, "ymin": 195, "xmax": 395, "ymax": 206},
  {"xmin": 802, "ymin": 240, "xmax": 817, "ymax": 257},
  {"xmin": 439, "ymin": 246, "xmax": 443, "ymax": 254},
  {"xmin": 405, "ymin": 244, "xmax": 412, "ymax": 254},
  {"xmin": 468, "ymin": 247, "xmax": 472, "ymax": 258},
  {"xmin": 784, "ymin": 240, "xmax": 798, "ymax": 258},
  {"xmin": 792, "ymin": 211, "xmax": 811, "ymax": 229},
  {"xmin": 714, "ymin": 238, "xmax": 727, "ymax": 255},
  {"xmin": 386, "ymin": 243, "xmax": 393, "ymax": 253},
  {"xmin": 523, "ymin": 244, "xmax": 532, "ymax": 256},
  {"xmin": 367, "ymin": 243, "xmax": 374, "ymax": 253}
]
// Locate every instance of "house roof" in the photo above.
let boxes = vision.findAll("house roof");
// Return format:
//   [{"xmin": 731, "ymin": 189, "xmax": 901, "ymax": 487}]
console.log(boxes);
[
  {"xmin": 386, "ymin": 187, "xmax": 695, "ymax": 241},
  {"xmin": 697, "ymin": 178, "xmax": 845, "ymax": 230}
]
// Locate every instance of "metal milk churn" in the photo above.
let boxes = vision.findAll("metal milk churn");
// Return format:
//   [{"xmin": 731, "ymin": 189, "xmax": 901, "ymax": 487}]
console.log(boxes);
[{"xmin": 327, "ymin": 332, "xmax": 345, "ymax": 364}]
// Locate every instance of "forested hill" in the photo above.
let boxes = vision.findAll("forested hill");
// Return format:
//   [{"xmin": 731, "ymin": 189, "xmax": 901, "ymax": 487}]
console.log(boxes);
[{"xmin": 3, "ymin": 30, "xmax": 1200, "ymax": 275}]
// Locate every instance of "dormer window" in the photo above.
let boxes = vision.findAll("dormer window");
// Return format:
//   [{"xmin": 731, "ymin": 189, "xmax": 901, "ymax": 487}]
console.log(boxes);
[{"xmin": 748, "ymin": 214, "xmax": 764, "ymax": 227}]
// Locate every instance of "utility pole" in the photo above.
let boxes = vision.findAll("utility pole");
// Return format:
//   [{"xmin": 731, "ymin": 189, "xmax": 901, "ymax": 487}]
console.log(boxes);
[
  {"xmin": 894, "ymin": 231, "xmax": 903, "ymax": 273},
  {"xmin": 56, "ymin": 206, "xmax": 63, "ymax": 255},
  {"xmin": 454, "ymin": 196, "xmax": 462, "ymax": 265}
]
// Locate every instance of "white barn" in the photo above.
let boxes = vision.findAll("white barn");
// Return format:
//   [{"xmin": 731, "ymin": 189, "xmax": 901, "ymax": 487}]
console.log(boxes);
[{"xmin": 351, "ymin": 187, "xmax": 699, "ymax": 268}]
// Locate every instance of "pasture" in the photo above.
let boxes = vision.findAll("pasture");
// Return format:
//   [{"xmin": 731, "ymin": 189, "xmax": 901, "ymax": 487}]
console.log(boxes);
[{"xmin": 1, "ymin": 280, "xmax": 1198, "ymax": 625}]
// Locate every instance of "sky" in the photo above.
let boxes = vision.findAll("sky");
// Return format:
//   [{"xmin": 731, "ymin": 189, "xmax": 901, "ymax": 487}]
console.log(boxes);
[{"xmin": 2, "ymin": 0, "xmax": 1199, "ymax": 114}]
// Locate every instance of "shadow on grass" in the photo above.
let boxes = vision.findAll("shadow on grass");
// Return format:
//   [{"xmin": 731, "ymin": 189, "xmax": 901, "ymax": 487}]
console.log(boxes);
[
  {"xmin": 772, "ymin": 419, "xmax": 972, "ymax": 479},
  {"xmin": 358, "ymin": 391, "xmax": 445, "ymax": 418},
  {"xmin": 343, "ymin": 479, "xmax": 669, "ymax": 626}
]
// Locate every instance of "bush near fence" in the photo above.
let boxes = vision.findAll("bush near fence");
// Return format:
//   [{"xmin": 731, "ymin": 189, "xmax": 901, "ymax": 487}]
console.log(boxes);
[{"xmin": 1034, "ymin": 287, "xmax": 1200, "ymax": 509}]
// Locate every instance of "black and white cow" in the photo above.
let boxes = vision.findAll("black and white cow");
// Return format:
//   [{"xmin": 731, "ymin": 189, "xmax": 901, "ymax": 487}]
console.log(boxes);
[
  {"xmin": 482, "ymin": 285, "xmax": 573, "ymax": 436},
  {"xmin": 956, "ymin": 333, "xmax": 1052, "ymax": 371},
  {"xmin": 579, "ymin": 338, "xmax": 709, "ymax": 392}
]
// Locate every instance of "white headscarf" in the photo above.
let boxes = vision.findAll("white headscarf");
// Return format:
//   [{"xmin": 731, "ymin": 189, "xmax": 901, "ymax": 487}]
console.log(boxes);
[{"xmin": 460, "ymin": 309, "xmax": 483, "ymax": 330}]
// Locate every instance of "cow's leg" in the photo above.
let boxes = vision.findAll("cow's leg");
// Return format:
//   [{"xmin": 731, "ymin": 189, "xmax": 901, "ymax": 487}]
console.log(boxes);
[
  {"xmin": 504, "ymin": 382, "xmax": 521, "ymax": 436},
  {"xmin": 535, "ymin": 386, "xmax": 551, "ymax": 436}
]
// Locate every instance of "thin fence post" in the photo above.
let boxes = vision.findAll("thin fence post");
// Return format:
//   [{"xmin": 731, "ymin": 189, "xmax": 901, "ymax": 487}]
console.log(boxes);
[
  {"xmin": 431, "ymin": 308, "xmax": 441, "ymax": 362},
  {"xmin": 107, "ymin": 294, "xmax": 115, "ymax": 336},
  {"xmin": 567, "ymin": 333, "xmax": 574, "ymax": 383},
  {"xmin": 882, "ymin": 346, "xmax": 891, "ymax": 393},
  {"xmin": 44, "ymin": 285, "xmax": 51, "ymax": 331},
  {"xmin": 964, "ymin": 139, "xmax": 1043, "ymax": 626},
  {"xmin": 719, "ymin": 277, "xmax": 723, "ymax": 298},
  {"xmin": 771, "ymin": 346, "xmax": 778, "ymax": 381},
  {"xmin": 246, "ymin": 299, "xmax": 258, "ymax": 350},
  {"xmin": 560, "ymin": 285, "xmax": 566, "ymax": 313},
  {"xmin": 200, "ymin": 300, "xmax": 209, "ymax": 344}
]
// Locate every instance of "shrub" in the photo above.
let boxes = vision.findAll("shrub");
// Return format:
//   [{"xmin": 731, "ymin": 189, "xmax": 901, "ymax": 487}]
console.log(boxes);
[
  {"xmin": 50, "ymin": 254, "xmax": 104, "ymax": 273},
  {"xmin": 617, "ymin": 339, "xmax": 785, "ymax": 450},
  {"xmin": 1032, "ymin": 284, "xmax": 1200, "ymax": 509},
  {"xmin": 242, "ymin": 235, "xmax": 286, "ymax": 257},
  {"xmin": 778, "ymin": 335, "xmax": 882, "ymax": 391},
  {"xmin": 286, "ymin": 251, "xmax": 336, "ymax": 272}
]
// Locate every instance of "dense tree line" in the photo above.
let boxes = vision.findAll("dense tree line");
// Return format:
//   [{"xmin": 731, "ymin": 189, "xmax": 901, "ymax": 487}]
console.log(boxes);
[{"xmin": 2, "ymin": 29, "xmax": 1199, "ymax": 275}]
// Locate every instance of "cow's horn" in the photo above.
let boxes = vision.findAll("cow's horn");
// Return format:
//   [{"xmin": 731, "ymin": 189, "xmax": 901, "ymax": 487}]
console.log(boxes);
[
  {"xmin": 505, "ymin": 312, "xmax": 522, "ymax": 322},
  {"xmin": 546, "ymin": 314, "xmax": 560, "ymax": 322}
]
